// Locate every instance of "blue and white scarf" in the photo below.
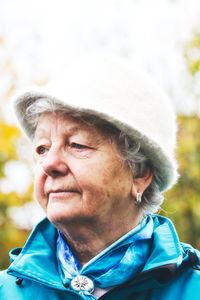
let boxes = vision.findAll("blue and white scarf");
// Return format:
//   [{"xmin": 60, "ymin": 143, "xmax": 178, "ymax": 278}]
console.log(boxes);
[{"xmin": 57, "ymin": 216, "xmax": 153, "ymax": 299}]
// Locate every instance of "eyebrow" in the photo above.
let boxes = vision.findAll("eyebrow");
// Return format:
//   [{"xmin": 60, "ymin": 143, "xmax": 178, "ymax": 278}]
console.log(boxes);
[{"xmin": 34, "ymin": 125, "xmax": 89, "ymax": 140}]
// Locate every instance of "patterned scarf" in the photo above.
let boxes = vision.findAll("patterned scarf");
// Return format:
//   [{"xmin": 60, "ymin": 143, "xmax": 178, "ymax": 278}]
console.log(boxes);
[{"xmin": 57, "ymin": 216, "xmax": 153, "ymax": 299}]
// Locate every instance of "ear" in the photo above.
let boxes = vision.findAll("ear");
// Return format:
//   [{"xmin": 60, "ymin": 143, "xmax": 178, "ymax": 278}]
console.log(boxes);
[{"xmin": 131, "ymin": 169, "xmax": 153, "ymax": 199}]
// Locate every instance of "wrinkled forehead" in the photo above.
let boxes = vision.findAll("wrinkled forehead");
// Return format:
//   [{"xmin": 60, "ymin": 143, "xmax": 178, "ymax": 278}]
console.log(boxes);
[{"xmin": 34, "ymin": 111, "xmax": 120, "ymax": 142}]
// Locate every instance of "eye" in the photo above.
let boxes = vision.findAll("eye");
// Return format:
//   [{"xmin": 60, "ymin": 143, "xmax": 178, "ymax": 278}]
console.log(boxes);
[
  {"xmin": 36, "ymin": 146, "xmax": 47, "ymax": 155},
  {"xmin": 70, "ymin": 143, "xmax": 89, "ymax": 150}
]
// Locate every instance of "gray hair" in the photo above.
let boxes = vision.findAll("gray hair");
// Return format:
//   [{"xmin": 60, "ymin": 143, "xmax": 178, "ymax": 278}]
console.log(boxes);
[{"xmin": 26, "ymin": 98, "xmax": 164, "ymax": 216}]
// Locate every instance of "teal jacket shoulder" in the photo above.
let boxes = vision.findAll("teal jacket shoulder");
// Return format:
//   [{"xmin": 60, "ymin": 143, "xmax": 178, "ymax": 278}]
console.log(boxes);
[{"xmin": 0, "ymin": 215, "xmax": 200, "ymax": 300}]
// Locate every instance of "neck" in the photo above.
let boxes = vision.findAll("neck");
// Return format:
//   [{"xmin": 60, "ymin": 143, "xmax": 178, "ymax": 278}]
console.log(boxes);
[{"xmin": 55, "ymin": 214, "xmax": 142, "ymax": 266}]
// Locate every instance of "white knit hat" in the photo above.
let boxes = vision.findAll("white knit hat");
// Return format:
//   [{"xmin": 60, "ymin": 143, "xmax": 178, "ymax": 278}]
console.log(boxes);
[{"xmin": 13, "ymin": 54, "xmax": 178, "ymax": 192}]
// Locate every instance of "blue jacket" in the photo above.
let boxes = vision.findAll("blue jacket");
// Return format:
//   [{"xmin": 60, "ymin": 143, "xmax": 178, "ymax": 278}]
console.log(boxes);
[{"xmin": 0, "ymin": 215, "xmax": 200, "ymax": 299}]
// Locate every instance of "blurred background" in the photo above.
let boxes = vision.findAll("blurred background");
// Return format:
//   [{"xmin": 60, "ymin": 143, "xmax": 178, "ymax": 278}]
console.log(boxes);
[{"xmin": 0, "ymin": 0, "xmax": 200, "ymax": 270}]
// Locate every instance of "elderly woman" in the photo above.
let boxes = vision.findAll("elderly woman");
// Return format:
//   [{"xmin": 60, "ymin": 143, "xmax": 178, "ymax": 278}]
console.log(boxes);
[{"xmin": 0, "ymin": 55, "xmax": 200, "ymax": 299}]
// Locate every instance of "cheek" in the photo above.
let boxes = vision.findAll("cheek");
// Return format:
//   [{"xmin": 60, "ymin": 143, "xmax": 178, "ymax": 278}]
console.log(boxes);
[
  {"xmin": 77, "ymin": 159, "xmax": 124, "ymax": 198},
  {"xmin": 34, "ymin": 166, "xmax": 46, "ymax": 204},
  {"xmin": 97, "ymin": 159, "xmax": 133, "ymax": 199}
]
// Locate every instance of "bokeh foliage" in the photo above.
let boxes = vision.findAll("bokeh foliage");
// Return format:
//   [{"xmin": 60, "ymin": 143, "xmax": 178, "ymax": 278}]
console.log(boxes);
[
  {"xmin": 185, "ymin": 31, "xmax": 200, "ymax": 75},
  {"xmin": 161, "ymin": 30, "xmax": 200, "ymax": 249},
  {"xmin": 0, "ymin": 119, "xmax": 32, "ymax": 270},
  {"xmin": 162, "ymin": 115, "xmax": 200, "ymax": 249}
]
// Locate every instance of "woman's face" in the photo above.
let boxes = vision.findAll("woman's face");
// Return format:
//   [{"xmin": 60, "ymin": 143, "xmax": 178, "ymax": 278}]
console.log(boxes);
[{"xmin": 34, "ymin": 112, "xmax": 137, "ymax": 229}]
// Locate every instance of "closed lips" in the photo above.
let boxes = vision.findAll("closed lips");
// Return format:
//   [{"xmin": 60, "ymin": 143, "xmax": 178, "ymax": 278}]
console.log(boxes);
[{"xmin": 47, "ymin": 189, "xmax": 80, "ymax": 196}]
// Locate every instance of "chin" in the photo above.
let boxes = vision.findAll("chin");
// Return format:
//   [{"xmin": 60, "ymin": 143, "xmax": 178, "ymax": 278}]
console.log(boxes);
[
  {"xmin": 47, "ymin": 207, "xmax": 81, "ymax": 225},
  {"xmin": 47, "ymin": 208, "xmax": 96, "ymax": 230},
  {"xmin": 47, "ymin": 209, "xmax": 73, "ymax": 224}
]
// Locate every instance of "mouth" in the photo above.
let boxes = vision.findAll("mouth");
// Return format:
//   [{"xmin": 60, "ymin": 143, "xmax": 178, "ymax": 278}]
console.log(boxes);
[{"xmin": 47, "ymin": 189, "xmax": 80, "ymax": 197}]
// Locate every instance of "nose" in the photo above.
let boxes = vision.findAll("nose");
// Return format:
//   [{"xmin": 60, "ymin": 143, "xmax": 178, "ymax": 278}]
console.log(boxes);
[{"xmin": 42, "ymin": 147, "xmax": 69, "ymax": 178}]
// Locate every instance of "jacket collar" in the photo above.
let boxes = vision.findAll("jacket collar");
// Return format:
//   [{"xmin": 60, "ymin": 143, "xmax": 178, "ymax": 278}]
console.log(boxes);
[
  {"xmin": 143, "ymin": 215, "xmax": 183, "ymax": 271},
  {"xmin": 8, "ymin": 218, "xmax": 66, "ymax": 290},
  {"xmin": 7, "ymin": 216, "xmax": 188, "ymax": 290}
]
